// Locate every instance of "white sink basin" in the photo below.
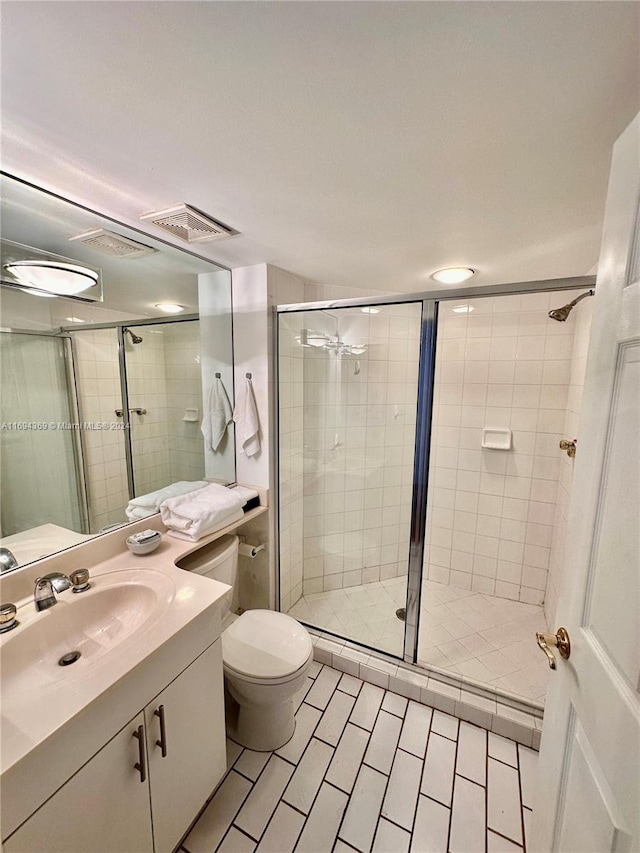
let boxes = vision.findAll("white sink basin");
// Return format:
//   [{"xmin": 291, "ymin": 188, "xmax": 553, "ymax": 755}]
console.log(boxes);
[{"xmin": 1, "ymin": 569, "xmax": 175, "ymax": 700}]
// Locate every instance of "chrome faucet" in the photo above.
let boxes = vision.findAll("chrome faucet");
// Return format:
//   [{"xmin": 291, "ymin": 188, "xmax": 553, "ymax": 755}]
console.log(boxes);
[
  {"xmin": 0, "ymin": 547, "xmax": 18, "ymax": 573},
  {"xmin": 34, "ymin": 572, "xmax": 72, "ymax": 611}
]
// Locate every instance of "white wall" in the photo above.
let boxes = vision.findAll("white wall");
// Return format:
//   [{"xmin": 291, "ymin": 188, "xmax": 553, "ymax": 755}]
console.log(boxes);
[
  {"xmin": 231, "ymin": 264, "xmax": 307, "ymax": 609},
  {"xmin": 199, "ymin": 270, "xmax": 235, "ymax": 483}
]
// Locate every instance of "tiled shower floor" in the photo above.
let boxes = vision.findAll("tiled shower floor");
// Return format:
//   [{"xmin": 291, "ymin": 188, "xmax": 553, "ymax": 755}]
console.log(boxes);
[
  {"xmin": 181, "ymin": 662, "xmax": 538, "ymax": 853},
  {"xmin": 288, "ymin": 579, "xmax": 550, "ymax": 703}
]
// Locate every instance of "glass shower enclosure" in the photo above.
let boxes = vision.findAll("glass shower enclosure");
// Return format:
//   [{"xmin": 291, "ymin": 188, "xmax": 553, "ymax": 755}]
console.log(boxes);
[
  {"xmin": 277, "ymin": 276, "xmax": 597, "ymax": 705},
  {"xmin": 277, "ymin": 300, "xmax": 432, "ymax": 660}
]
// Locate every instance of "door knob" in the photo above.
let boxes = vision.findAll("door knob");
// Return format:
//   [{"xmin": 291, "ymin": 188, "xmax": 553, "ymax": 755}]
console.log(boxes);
[{"xmin": 536, "ymin": 627, "xmax": 571, "ymax": 669}]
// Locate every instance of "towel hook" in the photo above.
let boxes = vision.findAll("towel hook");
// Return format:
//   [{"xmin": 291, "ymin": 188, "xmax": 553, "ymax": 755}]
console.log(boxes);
[
  {"xmin": 215, "ymin": 372, "xmax": 221, "ymax": 379},
  {"xmin": 246, "ymin": 372, "xmax": 252, "ymax": 379}
]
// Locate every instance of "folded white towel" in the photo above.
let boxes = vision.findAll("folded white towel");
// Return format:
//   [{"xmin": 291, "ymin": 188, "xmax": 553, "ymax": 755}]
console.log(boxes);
[
  {"xmin": 126, "ymin": 480, "xmax": 208, "ymax": 520},
  {"xmin": 201, "ymin": 376, "xmax": 233, "ymax": 452},
  {"xmin": 228, "ymin": 485, "xmax": 259, "ymax": 505},
  {"xmin": 234, "ymin": 377, "xmax": 260, "ymax": 457},
  {"xmin": 166, "ymin": 507, "xmax": 245, "ymax": 542},
  {"xmin": 160, "ymin": 483, "xmax": 246, "ymax": 541}
]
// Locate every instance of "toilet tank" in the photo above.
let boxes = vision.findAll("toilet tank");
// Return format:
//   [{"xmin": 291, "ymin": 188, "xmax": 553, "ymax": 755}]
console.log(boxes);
[{"xmin": 175, "ymin": 534, "xmax": 239, "ymax": 614}]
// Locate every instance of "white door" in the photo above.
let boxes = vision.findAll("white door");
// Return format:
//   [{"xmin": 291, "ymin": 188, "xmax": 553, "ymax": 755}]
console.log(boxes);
[{"xmin": 531, "ymin": 116, "xmax": 640, "ymax": 850}]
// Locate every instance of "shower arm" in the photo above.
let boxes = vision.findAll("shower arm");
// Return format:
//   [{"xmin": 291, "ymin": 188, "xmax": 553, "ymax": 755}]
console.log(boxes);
[{"xmin": 567, "ymin": 290, "xmax": 594, "ymax": 309}]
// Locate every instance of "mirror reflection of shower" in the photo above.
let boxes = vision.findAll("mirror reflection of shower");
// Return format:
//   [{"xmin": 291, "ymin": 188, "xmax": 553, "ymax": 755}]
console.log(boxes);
[{"xmin": 123, "ymin": 327, "xmax": 144, "ymax": 344}]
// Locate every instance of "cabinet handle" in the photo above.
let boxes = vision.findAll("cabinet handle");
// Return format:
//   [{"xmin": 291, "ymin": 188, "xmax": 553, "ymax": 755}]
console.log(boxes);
[
  {"xmin": 133, "ymin": 725, "xmax": 146, "ymax": 783},
  {"xmin": 154, "ymin": 705, "xmax": 168, "ymax": 757}
]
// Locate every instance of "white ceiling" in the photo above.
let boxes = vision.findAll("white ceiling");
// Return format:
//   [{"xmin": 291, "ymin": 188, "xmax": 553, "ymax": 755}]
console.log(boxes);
[{"xmin": 1, "ymin": 1, "xmax": 638, "ymax": 294}]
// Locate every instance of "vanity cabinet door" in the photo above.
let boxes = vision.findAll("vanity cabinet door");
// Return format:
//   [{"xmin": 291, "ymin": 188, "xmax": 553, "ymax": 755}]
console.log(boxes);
[
  {"xmin": 3, "ymin": 712, "xmax": 153, "ymax": 853},
  {"xmin": 144, "ymin": 639, "xmax": 226, "ymax": 853}
]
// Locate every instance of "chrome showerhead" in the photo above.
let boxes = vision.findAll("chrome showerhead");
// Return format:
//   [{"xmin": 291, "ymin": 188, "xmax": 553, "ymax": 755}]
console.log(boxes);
[
  {"xmin": 548, "ymin": 305, "xmax": 573, "ymax": 322},
  {"xmin": 123, "ymin": 327, "xmax": 143, "ymax": 344},
  {"xmin": 548, "ymin": 290, "xmax": 594, "ymax": 322}
]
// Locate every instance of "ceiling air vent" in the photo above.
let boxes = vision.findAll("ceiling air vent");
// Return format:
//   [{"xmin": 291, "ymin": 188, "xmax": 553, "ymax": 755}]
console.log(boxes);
[
  {"xmin": 69, "ymin": 229, "xmax": 157, "ymax": 259},
  {"xmin": 139, "ymin": 204, "xmax": 234, "ymax": 243}
]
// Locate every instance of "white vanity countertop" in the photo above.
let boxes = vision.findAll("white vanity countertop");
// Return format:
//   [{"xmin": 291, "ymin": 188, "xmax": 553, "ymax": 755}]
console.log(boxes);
[{"xmin": 0, "ymin": 510, "xmax": 270, "ymax": 835}]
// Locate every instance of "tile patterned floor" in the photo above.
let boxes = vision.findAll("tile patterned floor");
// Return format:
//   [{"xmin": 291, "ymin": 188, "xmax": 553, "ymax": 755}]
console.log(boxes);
[
  {"xmin": 182, "ymin": 662, "xmax": 538, "ymax": 853},
  {"xmin": 289, "ymin": 579, "xmax": 550, "ymax": 703}
]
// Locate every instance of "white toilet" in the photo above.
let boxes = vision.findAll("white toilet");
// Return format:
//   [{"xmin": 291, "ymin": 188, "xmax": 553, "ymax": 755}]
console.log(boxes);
[{"xmin": 178, "ymin": 534, "xmax": 313, "ymax": 751}]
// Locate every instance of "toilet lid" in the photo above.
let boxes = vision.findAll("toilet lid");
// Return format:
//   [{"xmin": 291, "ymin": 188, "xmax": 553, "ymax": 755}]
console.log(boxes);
[{"xmin": 222, "ymin": 610, "xmax": 313, "ymax": 679}]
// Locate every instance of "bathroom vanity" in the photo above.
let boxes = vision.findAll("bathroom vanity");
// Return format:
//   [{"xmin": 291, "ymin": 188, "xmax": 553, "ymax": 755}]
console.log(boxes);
[{"xmin": 0, "ymin": 509, "xmax": 265, "ymax": 852}]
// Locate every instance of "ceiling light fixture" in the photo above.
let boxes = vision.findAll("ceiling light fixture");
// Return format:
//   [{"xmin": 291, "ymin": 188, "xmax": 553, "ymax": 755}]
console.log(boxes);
[
  {"xmin": 23, "ymin": 288, "xmax": 58, "ymax": 298},
  {"xmin": 155, "ymin": 303, "xmax": 184, "ymax": 314},
  {"xmin": 361, "ymin": 307, "xmax": 380, "ymax": 314},
  {"xmin": 431, "ymin": 267, "xmax": 476, "ymax": 285},
  {"xmin": 4, "ymin": 260, "xmax": 99, "ymax": 295}
]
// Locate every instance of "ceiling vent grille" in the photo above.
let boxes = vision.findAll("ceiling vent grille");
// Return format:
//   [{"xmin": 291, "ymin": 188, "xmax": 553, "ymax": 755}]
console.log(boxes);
[
  {"xmin": 69, "ymin": 229, "xmax": 157, "ymax": 259},
  {"xmin": 139, "ymin": 204, "xmax": 235, "ymax": 243}
]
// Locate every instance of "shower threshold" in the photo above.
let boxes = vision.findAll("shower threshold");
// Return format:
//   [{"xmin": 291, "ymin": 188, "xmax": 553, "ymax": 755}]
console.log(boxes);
[{"xmin": 288, "ymin": 576, "xmax": 551, "ymax": 706}]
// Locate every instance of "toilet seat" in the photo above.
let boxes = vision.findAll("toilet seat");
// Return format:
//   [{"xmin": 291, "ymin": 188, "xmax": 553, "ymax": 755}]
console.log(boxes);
[{"xmin": 222, "ymin": 609, "xmax": 313, "ymax": 681}]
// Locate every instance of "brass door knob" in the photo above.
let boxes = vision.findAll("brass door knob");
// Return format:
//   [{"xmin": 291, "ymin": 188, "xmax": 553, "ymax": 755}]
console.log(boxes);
[
  {"xmin": 536, "ymin": 627, "xmax": 571, "ymax": 669},
  {"xmin": 559, "ymin": 439, "xmax": 577, "ymax": 458}
]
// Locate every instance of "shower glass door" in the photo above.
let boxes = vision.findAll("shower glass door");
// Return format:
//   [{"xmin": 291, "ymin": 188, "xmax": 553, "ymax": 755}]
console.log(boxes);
[
  {"xmin": 124, "ymin": 319, "xmax": 205, "ymax": 497},
  {"xmin": 278, "ymin": 302, "xmax": 424, "ymax": 656},
  {"xmin": 0, "ymin": 331, "xmax": 86, "ymax": 537}
]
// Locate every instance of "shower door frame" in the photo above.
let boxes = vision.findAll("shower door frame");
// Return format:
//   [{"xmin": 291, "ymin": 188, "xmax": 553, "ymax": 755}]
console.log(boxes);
[
  {"xmin": 275, "ymin": 274, "xmax": 597, "ymax": 666},
  {"xmin": 0, "ymin": 327, "xmax": 91, "ymax": 534},
  {"xmin": 61, "ymin": 314, "xmax": 200, "ymax": 500}
]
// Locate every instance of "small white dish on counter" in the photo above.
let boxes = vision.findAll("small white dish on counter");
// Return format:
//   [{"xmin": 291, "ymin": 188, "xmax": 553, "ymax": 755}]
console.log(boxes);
[{"xmin": 126, "ymin": 529, "xmax": 163, "ymax": 555}]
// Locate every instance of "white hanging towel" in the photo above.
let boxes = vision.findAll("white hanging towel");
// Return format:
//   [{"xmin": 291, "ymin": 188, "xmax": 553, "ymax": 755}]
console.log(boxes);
[
  {"xmin": 234, "ymin": 377, "xmax": 261, "ymax": 457},
  {"xmin": 201, "ymin": 376, "xmax": 233, "ymax": 452}
]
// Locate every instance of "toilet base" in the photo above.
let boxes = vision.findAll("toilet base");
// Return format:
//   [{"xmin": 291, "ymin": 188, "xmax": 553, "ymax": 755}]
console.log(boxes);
[{"xmin": 225, "ymin": 684, "xmax": 296, "ymax": 751}]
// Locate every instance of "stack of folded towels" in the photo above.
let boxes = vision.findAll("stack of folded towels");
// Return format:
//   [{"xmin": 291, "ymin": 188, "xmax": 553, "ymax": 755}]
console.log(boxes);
[
  {"xmin": 160, "ymin": 483, "xmax": 255, "ymax": 542},
  {"xmin": 126, "ymin": 481, "xmax": 208, "ymax": 521}
]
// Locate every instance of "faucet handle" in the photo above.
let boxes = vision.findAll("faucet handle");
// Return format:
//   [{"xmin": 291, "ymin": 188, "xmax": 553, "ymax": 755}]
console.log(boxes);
[
  {"xmin": 70, "ymin": 569, "xmax": 90, "ymax": 593},
  {"xmin": 0, "ymin": 603, "xmax": 18, "ymax": 633}
]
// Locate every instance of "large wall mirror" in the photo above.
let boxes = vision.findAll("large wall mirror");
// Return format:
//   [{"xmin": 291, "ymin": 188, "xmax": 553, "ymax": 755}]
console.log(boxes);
[{"xmin": 0, "ymin": 173, "xmax": 235, "ymax": 572}]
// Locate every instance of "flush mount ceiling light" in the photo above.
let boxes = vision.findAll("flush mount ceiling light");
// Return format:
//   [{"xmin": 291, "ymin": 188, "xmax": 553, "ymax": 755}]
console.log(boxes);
[
  {"xmin": 23, "ymin": 288, "xmax": 58, "ymax": 298},
  {"xmin": 155, "ymin": 303, "xmax": 184, "ymax": 314},
  {"xmin": 1, "ymin": 241, "xmax": 103, "ymax": 302},
  {"xmin": 4, "ymin": 260, "xmax": 99, "ymax": 295},
  {"xmin": 361, "ymin": 307, "xmax": 380, "ymax": 314},
  {"xmin": 431, "ymin": 267, "xmax": 476, "ymax": 285}
]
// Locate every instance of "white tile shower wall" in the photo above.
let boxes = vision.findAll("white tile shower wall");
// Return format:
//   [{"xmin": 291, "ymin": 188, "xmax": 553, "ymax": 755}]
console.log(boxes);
[
  {"xmin": 544, "ymin": 299, "xmax": 592, "ymax": 628},
  {"xmin": 125, "ymin": 330, "xmax": 171, "ymax": 496},
  {"xmin": 425, "ymin": 291, "xmax": 578, "ymax": 605},
  {"xmin": 301, "ymin": 305, "xmax": 422, "ymax": 596},
  {"xmin": 72, "ymin": 329, "xmax": 129, "ymax": 533},
  {"xmin": 163, "ymin": 322, "xmax": 205, "ymax": 483}
]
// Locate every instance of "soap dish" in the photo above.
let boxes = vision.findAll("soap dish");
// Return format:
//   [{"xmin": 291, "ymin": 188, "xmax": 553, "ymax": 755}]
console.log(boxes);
[{"xmin": 126, "ymin": 529, "xmax": 163, "ymax": 555}]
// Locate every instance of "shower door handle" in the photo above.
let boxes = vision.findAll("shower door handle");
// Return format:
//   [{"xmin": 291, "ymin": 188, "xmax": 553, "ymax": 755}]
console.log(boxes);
[{"xmin": 115, "ymin": 407, "xmax": 147, "ymax": 417}]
